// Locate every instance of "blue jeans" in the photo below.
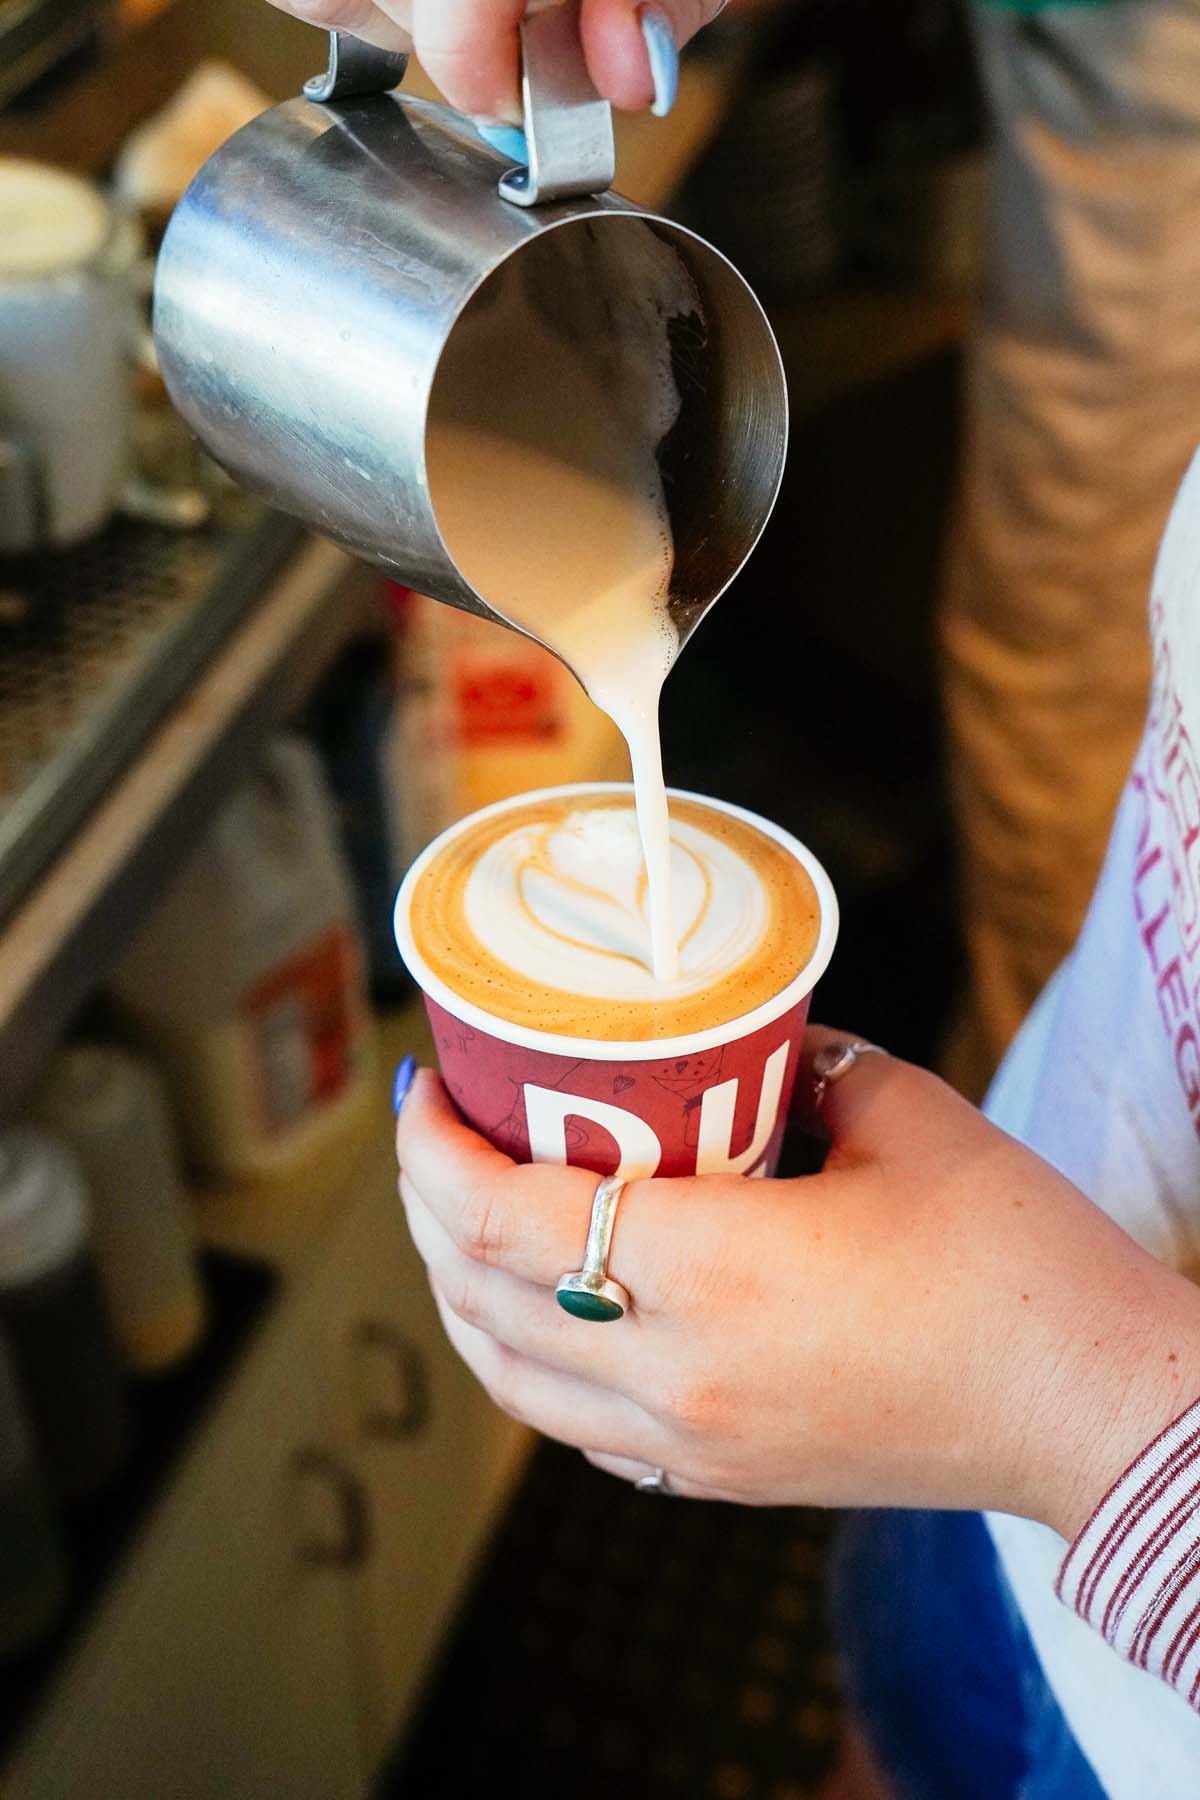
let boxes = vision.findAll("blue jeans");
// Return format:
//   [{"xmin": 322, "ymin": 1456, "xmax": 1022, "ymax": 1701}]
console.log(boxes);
[{"xmin": 829, "ymin": 1510, "xmax": 1108, "ymax": 1800}]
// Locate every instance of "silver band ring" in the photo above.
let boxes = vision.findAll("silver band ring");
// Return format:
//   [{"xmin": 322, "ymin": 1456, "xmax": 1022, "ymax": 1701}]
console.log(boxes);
[
  {"xmin": 635, "ymin": 1467, "xmax": 675, "ymax": 1496},
  {"xmin": 556, "ymin": 1174, "xmax": 632, "ymax": 1322},
  {"xmin": 812, "ymin": 1040, "xmax": 887, "ymax": 1109}
]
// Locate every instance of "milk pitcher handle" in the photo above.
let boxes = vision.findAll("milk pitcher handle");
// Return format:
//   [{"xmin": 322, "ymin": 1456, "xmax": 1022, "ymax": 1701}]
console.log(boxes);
[
  {"xmin": 304, "ymin": 2, "xmax": 615, "ymax": 207},
  {"xmin": 302, "ymin": 31, "xmax": 410, "ymax": 104},
  {"xmin": 499, "ymin": 2, "xmax": 616, "ymax": 206}
]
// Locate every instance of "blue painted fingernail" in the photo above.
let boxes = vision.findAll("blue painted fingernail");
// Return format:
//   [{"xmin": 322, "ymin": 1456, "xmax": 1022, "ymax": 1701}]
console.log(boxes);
[
  {"xmin": 638, "ymin": 6, "xmax": 678, "ymax": 118},
  {"xmin": 473, "ymin": 119, "xmax": 529, "ymax": 164},
  {"xmin": 393, "ymin": 1055, "xmax": 417, "ymax": 1116}
]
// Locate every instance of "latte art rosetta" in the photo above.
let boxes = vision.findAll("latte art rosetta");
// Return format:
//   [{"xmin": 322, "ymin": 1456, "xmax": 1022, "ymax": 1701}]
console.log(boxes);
[
  {"xmin": 467, "ymin": 808, "xmax": 766, "ymax": 1000},
  {"xmin": 408, "ymin": 791, "xmax": 823, "ymax": 1041}
]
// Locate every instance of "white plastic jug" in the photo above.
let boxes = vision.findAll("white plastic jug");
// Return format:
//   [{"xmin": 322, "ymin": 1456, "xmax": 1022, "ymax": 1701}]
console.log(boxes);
[{"xmin": 112, "ymin": 738, "xmax": 374, "ymax": 1181}]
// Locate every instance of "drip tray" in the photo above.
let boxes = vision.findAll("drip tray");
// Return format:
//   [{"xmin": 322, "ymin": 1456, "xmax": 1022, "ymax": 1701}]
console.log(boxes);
[{"xmin": 0, "ymin": 502, "xmax": 301, "ymax": 926}]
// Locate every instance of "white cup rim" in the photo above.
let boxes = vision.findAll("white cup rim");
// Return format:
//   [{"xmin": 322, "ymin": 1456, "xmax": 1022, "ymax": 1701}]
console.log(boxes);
[{"xmin": 394, "ymin": 784, "xmax": 839, "ymax": 1062}]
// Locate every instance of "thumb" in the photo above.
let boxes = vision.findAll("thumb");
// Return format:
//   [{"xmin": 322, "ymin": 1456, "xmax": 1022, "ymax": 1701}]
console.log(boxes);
[{"xmin": 581, "ymin": 0, "xmax": 724, "ymax": 112}]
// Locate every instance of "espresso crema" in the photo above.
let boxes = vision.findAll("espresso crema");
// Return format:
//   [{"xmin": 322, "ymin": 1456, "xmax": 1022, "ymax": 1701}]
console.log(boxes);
[{"xmin": 407, "ymin": 791, "xmax": 821, "ymax": 1041}]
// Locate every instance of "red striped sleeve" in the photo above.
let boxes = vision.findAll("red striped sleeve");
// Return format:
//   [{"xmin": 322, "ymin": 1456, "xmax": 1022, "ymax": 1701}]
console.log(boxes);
[{"xmin": 1057, "ymin": 1395, "xmax": 1200, "ymax": 1708}]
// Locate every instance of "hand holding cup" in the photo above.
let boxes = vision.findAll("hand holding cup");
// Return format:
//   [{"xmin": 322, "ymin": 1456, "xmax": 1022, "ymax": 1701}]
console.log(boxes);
[{"xmin": 396, "ymin": 1030, "xmax": 1200, "ymax": 1540}]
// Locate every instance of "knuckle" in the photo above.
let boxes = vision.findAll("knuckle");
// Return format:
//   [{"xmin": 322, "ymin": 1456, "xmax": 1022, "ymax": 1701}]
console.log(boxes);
[
  {"xmin": 456, "ymin": 1180, "xmax": 508, "ymax": 1266},
  {"xmin": 660, "ymin": 1376, "xmax": 728, "ymax": 1438}
]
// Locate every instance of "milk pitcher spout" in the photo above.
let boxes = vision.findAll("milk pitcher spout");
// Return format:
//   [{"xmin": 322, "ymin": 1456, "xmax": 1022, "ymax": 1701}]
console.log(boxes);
[{"xmin": 152, "ymin": 7, "xmax": 788, "ymax": 681}]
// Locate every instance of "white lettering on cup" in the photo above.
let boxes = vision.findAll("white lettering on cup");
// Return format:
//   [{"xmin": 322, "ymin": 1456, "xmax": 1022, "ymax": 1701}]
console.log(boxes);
[
  {"xmin": 695, "ymin": 1041, "xmax": 791, "ymax": 1176},
  {"xmin": 523, "ymin": 1086, "xmax": 663, "ymax": 1179}
]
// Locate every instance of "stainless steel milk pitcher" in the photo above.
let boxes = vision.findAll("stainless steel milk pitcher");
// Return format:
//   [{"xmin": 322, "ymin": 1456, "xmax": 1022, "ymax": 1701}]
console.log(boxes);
[{"xmin": 153, "ymin": 6, "xmax": 788, "ymax": 675}]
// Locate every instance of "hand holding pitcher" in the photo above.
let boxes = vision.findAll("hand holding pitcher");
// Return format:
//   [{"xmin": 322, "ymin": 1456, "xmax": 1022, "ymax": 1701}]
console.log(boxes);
[{"xmin": 262, "ymin": 0, "xmax": 725, "ymax": 122}]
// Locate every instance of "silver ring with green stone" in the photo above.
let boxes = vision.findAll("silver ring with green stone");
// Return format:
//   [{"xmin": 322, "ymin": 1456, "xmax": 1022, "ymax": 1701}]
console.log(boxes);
[{"xmin": 555, "ymin": 1174, "xmax": 631, "ymax": 1322}]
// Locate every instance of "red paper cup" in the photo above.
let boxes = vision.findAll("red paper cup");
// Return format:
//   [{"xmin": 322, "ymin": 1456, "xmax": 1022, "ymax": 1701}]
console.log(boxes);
[{"xmin": 394, "ymin": 786, "xmax": 838, "ymax": 1180}]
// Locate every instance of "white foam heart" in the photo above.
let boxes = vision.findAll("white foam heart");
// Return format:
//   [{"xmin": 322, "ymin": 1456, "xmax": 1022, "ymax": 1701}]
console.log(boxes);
[{"xmin": 463, "ymin": 805, "xmax": 766, "ymax": 1000}]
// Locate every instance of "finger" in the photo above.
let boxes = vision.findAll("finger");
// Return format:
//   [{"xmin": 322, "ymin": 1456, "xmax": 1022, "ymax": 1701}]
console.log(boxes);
[
  {"xmin": 796, "ymin": 1024, "xmax": 967, "ymax": 1164},
  {"xmin": 580, "ymin": 0, "xmax": 717, "ymax": 111},
  {"xmin": 582, "ymin": 1448, "xmax": 737, "ymax": 1501},
  {"xmin": 395, "ymin": 1067, "xmax": 518, "ymax": 1204},
  {"xmin": 267, "ymin": 0, "xmax": 413, "ymax": 54},
  {"xmin": 398, "ymin": 1070, "xmax": 690, "ymax": 1306},
  {"xmin": 401, "ymin": 1173, "xmax": 649, "ymax": 1395},
  {"xmin": 413, "ymin": 0, "xmax": 526, "ymax": 122},
  {"xmin": 794, "ymin": 1023, "xmax": 901, "ymax": 1154},
  {"xmin": 433, "ymin": 1289, "xmax": 667, "ymax": 1462},
  {"xmin": 397, "ymin": 1069, "xmax": 600, "ymax": 1282}
]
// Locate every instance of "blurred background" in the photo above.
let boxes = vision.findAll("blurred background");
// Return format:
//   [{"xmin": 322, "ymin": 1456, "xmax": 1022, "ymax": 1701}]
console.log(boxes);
[{"xmin": 0, "ymin": 1, "xmax": 981, "ymax": 1793}]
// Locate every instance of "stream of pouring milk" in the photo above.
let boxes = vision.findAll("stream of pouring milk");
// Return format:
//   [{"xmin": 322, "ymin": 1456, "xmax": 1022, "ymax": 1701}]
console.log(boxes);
[{"xmin": 426, "ymin": 231, "xmax": 700, "ymax": 984}]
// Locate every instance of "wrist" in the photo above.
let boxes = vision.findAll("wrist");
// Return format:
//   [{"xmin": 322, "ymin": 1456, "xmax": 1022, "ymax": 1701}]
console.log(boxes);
[{"xmin": 1029, "ymin": 1260, "xmax": 1200, "ymax": 1543}]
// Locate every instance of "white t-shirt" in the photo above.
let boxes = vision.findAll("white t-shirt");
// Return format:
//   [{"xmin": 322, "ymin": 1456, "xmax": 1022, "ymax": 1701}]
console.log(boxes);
[{"xmin": 984, "ymin": 451, "xmax": 1200, "ymax": 1796}]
